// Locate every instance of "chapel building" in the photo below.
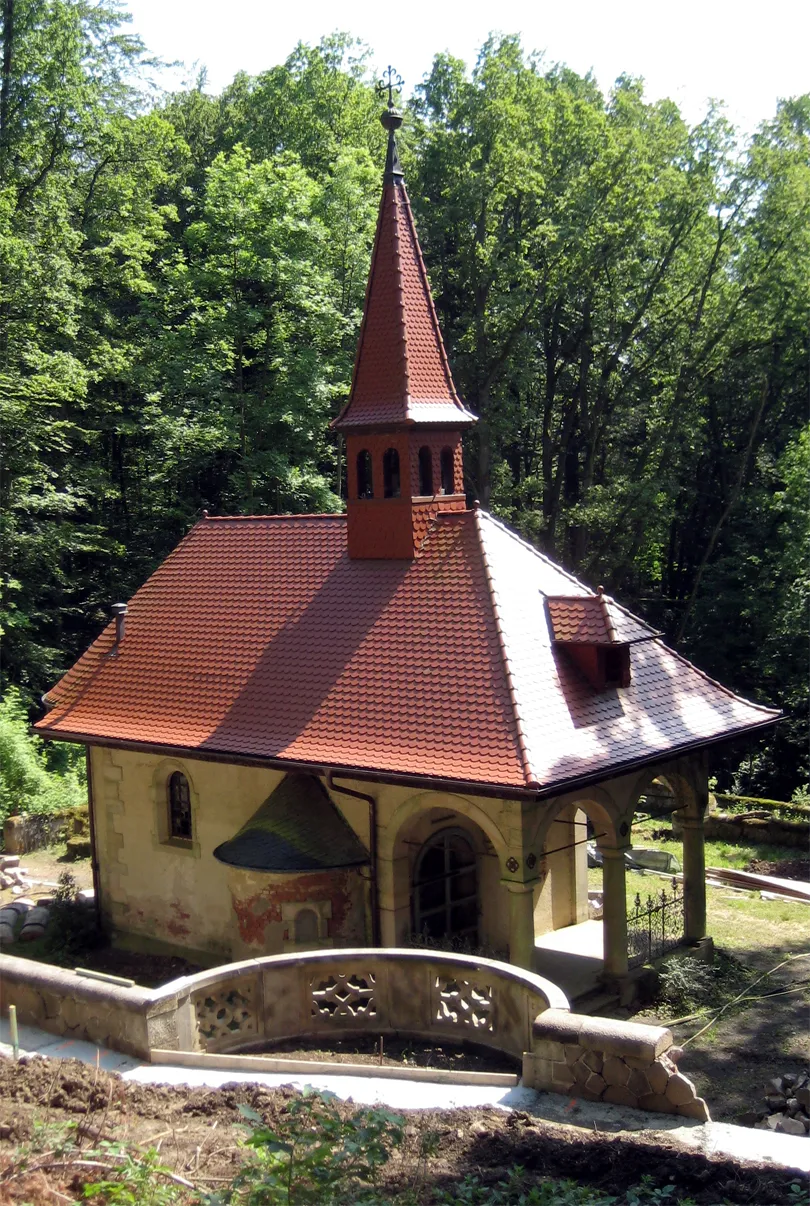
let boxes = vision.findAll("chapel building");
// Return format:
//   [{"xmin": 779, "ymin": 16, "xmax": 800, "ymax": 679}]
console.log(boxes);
[{"xmin": 34, "ymin": 96, "xmax": 778, "ymax": 995}]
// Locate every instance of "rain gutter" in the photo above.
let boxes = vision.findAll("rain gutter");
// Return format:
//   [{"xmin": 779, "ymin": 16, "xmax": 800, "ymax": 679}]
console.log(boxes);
[
  {"xmin": 326, "ymin": 773, "xmax": 380, "ymax": 947},
  {"xmin": 33, "ymin": 715, "xmax": 781, "ymax": 806}
]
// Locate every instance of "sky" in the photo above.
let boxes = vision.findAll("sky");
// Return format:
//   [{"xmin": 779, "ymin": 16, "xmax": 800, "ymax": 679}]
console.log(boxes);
[{"xmin": 127, "ymin": 0, "xmax": 808, "ymax": 134}]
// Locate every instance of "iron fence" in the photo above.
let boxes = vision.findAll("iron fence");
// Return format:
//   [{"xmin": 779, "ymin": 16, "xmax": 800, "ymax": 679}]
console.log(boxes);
[{"xmin": 627, "ymin": 878, "xmax": 684, "ymax": 967}]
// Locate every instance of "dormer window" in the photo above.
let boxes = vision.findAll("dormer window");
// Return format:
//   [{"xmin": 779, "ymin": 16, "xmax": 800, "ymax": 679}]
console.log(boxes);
[
  {"xmin": 603, "ymin": 645, "xmax": 629, "ymax": 688},
  {"xmin": 546, "ymin": 590, "xmax": 631, "ymax": 691},
  {"xmin": 383, "ymin": 448, "xmax": 401, "ymax": 498},
  {"xmin": 418, "ymin": 446, "xmax": 433, "ymax": 495},
  {"xmin": 356, "ymin": 450, "xmax": 373, "ymax": 499},
  {"xmin": 440, "ymin": 448, "xmax": 454, "ymax": 495}
]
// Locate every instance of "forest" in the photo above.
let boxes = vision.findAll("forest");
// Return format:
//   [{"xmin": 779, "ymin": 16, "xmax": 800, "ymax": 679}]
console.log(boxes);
[{"xmin": 0, "ymin": 1, "xmax": 807, "ymax": 802}]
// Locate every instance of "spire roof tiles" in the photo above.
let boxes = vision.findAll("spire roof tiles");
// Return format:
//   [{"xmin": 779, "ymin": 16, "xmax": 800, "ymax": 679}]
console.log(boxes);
[{"xmin": 332, "ymin": 176, "xmax": 475, "ymax": 429}]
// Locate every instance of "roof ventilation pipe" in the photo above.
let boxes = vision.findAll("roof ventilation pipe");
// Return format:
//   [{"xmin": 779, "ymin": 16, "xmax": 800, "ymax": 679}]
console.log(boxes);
[{"xmin": 111, "ymin": 603, "xmax": 127, "ymax": 651}]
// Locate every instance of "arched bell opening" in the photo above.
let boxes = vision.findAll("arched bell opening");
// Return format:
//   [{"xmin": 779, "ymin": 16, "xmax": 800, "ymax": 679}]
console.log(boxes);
[
  {"xmin": 418, "ymin": 445, "xmax": 434, "ymax": 496},
  {"xmin": 383, "ymin": 447, "xmax": 401, "ymax": 498},
  {"xmin": 440, "ymin": 447, "xmax": 455, "ymax": 494},
  {"xmin": 356, "ymin": 449, "xmax": 374, "ymax": 499}
]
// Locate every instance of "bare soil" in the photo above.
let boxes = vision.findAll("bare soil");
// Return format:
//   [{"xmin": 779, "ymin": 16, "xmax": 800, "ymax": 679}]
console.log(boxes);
[
  {"xmin": 0, "ymin": 1057, "xmax": 805, "ymax": 1204},
  {"xmin": 744, "ymin": 856, "xmax": 810, "ymax": 880},
  {"xmin": 259, "ymin": 1035, "xmax": 519, "ymax": 1072},
  {"xmin": 635, "ymin": 947, "xmax": 810, "ymax": 1125}
]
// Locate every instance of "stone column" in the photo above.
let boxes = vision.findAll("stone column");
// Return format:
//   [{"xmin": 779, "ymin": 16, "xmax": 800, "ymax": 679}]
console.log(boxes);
[
  {"xmin": 681, "ymin": 816, "xmax": 707, "ymax": 942},
  {"xmin": 600, "ymin": 848, "xmax": 629, "ymax": 979},
  {"xmin": 507, "ymin": 883, "xmax": 537, "ymax": 970},
  {"xmin": 376, "ymin": 854, "xmax": 398, "ymax": 947}
]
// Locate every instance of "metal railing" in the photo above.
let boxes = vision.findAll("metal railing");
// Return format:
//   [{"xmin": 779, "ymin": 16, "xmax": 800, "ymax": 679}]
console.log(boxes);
[{"xmin": 627, "ymin": 879, "xmax": 684, "ymax": 968}]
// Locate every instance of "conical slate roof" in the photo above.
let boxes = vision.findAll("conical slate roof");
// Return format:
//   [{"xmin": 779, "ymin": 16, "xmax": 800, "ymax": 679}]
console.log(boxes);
[{"xmin": 212, "ymin": 774, "xmax": 369, "ymax": 872}]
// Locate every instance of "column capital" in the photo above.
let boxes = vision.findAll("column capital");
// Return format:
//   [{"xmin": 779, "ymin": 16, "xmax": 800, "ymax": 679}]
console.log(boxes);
[
  {"xmin": 598, "ymin": 845, "xmax": 631, "ymax": 859},
  {"xmin": 501, "ymin": 878, "xmax": 537, "ymax": 894}
]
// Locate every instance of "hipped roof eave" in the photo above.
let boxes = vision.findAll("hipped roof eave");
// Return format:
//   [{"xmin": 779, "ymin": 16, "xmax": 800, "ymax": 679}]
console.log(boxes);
[{"xmin": 34, "ymin": 712, "xmax": 782, "ymax": 803}]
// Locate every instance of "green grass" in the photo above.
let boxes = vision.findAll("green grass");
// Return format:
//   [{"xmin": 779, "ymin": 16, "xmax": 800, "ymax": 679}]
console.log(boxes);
[
  {"xmin": 588, "ymin": 828, "xmax": 810, "ymax": 960},
  {"xmin": 631, "ymin": 817, "xmax": 802, "ymax": 870}
]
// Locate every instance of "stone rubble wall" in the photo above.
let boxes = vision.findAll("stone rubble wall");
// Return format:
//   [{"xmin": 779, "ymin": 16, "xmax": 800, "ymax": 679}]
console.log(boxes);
[
  {"xmin": 3, "ymin": 814, "xmax": 70, "ymax": 855},
  {"xmin": 702, "ymin": 812, "xmax": 807, "ymax": 849},
  {"xmin": 523, "ymin": 1007, "xmax": 710, "ymax": 1121}
]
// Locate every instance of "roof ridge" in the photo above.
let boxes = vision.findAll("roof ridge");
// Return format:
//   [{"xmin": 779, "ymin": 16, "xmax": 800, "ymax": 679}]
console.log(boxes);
[
  {"xmin": 392, "ymin": 184, "xmax": 411, "ymax": 408},
  {"xmin": 473, "ymin": 509, "xmax": 539, "ymax": 790},
  {"xmin": 201, "ymin": 513, "xmax": 346, "ymax": 522}
]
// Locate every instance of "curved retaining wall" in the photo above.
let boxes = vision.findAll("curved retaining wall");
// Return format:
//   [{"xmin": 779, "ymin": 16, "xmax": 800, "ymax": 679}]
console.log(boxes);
[
  {"xmin": 0, "ymin": 948, "xmax": 708, "ymax": 1120},
  {"xmin": 152, "ymin": 947, "xmax": 570, "ymax": 1061},
  {"xmin": 0, "ymin": 948, "xmax": 568, "ymax": 1063}
]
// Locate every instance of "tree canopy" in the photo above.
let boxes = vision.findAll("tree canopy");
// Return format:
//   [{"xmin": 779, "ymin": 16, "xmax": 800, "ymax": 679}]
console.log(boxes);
[{"xmin": 0, "ymin": 10, "xmax": 807, "ymax": 799}]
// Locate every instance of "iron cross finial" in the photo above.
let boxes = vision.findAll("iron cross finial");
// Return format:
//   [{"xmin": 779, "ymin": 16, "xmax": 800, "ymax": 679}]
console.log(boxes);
[{"xmin": 377, "ymin": 65, "xmax": 404, "ymax": 110}]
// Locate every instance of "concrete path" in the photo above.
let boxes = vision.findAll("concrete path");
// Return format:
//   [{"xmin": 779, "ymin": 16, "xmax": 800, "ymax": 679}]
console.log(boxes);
[
  {"xmin": 534, "ymin": 919, "xmax": 604, "ymax": 1000},
  {"xmin": 1, "ymin": 1017, "xmax": 807, "ymax": 1174}
]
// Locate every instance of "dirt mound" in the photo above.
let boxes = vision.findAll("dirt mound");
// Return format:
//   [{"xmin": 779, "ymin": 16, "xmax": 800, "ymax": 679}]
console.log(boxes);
[
  {"xmin": 0, "ymin": 1057, "xmax": 806, "ymax": 1203},
  {"xmin": 745, "ymin": 856, "xmax": 810, "ymax": 881}
]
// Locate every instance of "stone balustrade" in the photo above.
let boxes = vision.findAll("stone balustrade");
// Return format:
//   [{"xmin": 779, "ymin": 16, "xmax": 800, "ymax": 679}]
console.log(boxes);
[
  {"xmin": 0, "ymin": 948, "xmax": 568, "ymax": 1064},
  {"xmin": 153, "ymin": 948, "xmax": 570, "ymax": 1060},
  {"xmin": 0, "ymin": 949, "xmax": 709, "ymax": 1121}
]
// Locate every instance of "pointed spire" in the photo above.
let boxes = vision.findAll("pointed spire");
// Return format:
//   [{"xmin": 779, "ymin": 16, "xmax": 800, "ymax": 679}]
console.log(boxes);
[
  {"xmin": 378, "ymin": 66, "xmax": 405, "ymax": 183},
  {"xmin": 381, "ymin": 105, "xmax": 404, "ymax": 182},
  {"xmin": 332, "ymin": 67, "xmax": 476, "ymax": 432}
]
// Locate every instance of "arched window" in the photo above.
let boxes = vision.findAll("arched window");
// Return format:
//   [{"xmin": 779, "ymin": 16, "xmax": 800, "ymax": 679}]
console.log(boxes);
[
  {"xmin": 168, "ymin": 772, "xmax": 192, "ymax": 841},
  {"xmin": 383, "ymin": 448, "xmax": 401, "ymax": 498},
  {"xmin": 294, "ymin": 908, "xmax": 319, "ymax": 944},
  {"xmin": 356, "ymin": 449, "xmax": 373, "ymax": 499},
  {"xmin": 440, "ymin": 447, "xmax": 455, "ymax": 495},
  {"xmin": 418, "ymin": 446, "xmax": 433, "ymax": 496},
  {"xmin": 414, "ymin": 829, "xmax": 478, "ymax": 946}
]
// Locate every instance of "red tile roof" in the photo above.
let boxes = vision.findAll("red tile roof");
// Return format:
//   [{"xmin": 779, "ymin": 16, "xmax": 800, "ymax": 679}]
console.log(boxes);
[
  {"xmin": 36, "ymin": 511, "xmax": 778, "ymax": 794},
  {"xmin": 546, "ymin": 595, "xmax": 616, "ymax": 645},
  {"xmin": 332, "ymin": 179, "xmax": 476, "ymax": 430}
]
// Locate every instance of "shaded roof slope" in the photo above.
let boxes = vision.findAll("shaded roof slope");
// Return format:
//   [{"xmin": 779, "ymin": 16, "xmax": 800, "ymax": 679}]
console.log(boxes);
[
  {"xmin": 213, "ymin": 774, "xmax": 369, "ymax": 872},
  {"xmin": 332, "ymin": 178, "xmax": 476, "ymax": 430},
  {"xmin": 38, "ymin": 512, "xmax": 525, "ymax": 788},
  {"xmin": 36, "ymin": 510, "xmax": 778, "ymax": 794}
]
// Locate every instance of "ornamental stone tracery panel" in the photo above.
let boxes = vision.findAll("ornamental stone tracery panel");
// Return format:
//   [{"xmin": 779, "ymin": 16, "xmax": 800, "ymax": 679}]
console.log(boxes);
[
  {"xmin": 193, "ymin": 980, "xmax": 258, "ymax": 1044},
  {"xmin": 434, "ymin": 975, "xmax": 494, "ymax": 1032},
  {"xmin": 310, "ymin": 971, "xmax": 377, "ymax": 1020}
]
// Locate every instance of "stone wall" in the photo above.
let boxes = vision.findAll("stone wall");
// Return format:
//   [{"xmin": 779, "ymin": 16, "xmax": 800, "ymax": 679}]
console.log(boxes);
[
  {"xmin": 0, "ymin": 954, "xmax": 157, "ymax": 1058},
  {"xmin": 702, "ymin": 812, "xmax": 807, "ymax": 849},
  {"xmin": 1, "ymin": 949, "xmax": 711, "ymax": 1122},
  {"xmin": 523, "ymin": 1008, "xmax": 709, "ymax": 1121},
  {"xmin": 3, "ymin": 813, "xmax": 72, "ymax": 855}
]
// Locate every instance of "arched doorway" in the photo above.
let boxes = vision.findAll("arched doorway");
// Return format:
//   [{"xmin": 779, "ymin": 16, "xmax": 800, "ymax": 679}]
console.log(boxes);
[{"xmin": 413, "ymin": 828, "xmax": 478, "ymax": 946}]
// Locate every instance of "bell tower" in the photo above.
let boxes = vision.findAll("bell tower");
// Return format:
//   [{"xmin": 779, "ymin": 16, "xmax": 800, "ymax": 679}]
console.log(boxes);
[{"xmin": 332, "ymin": 68, "xmax": 476, "ymax": 560}]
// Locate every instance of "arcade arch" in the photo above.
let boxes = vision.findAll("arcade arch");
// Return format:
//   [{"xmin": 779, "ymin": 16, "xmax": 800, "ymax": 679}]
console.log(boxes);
[{"xmin": 380, "ymin": 794, "xmax": 510, "ymax": 958}]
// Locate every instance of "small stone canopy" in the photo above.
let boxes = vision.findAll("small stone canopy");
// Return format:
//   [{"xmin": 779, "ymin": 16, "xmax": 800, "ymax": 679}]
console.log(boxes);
[{"xmin": 213, "ymin": 774, "xmax": 369, "ymax": 873}]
